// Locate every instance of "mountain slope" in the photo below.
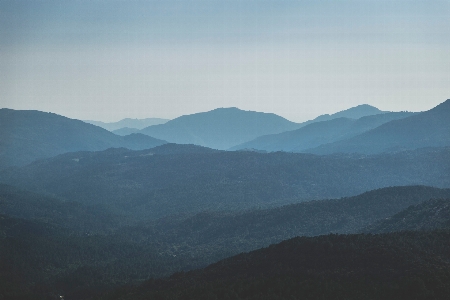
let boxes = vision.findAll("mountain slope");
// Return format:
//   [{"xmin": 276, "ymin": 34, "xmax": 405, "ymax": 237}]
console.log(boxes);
[
  {"xmin": 231, "ymin": 112, "xmax": 414, "ymax": 152},
  {"xmin": 0, "ymin": 109, "xmax": 167, "ymax": 167},
  {"xmin": 139, "ymin": 107, "xmax": 302, "ymax": 150},
  {"xmin": 308, "ymin": 99, "xmax": 450, "ymax": 155},
  {"xmin": 84, "ymin": 117, "xmax": 169, "ymax": 131}
]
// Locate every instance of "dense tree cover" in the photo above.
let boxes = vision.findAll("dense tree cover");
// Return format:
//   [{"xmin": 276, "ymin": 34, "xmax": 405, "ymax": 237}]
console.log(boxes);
[
  {"xmin": 102, "ymin": 231, "xmax": 450, "ymax": 300},
  {"xmin": 2, "ymin": 185, "xmax": 450, "ymax": 299},
  {"xmin": 364, "ymin": 198, "xmax": 450, "ymax": 233},
  {"xmin": 1, "ymin": 145, "xmax": 449, "ymax": 220}
]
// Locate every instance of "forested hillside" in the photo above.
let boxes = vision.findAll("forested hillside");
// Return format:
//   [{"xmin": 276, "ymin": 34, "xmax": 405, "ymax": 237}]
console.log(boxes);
[
  {"xmin": 364, "ymin": 198, "xmax": 450, "ymax": 233},
  {"xmin": 102, "ymin": 231, "xmax": 450, "ymax": 300},
  {"xmin": 1, "ymin": 145, "xmax": 449, "ymax": 220},
  {"xmin": 2, "ymin": 184, "xmax": 450, "ymax": 299}
]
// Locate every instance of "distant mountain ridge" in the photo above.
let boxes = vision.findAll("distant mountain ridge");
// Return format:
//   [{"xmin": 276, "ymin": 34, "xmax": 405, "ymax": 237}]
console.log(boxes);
[
  {"xmin": 307, "ymin": 99, "xmax": 450, "ymax": 155},
  {"xmin": 84, "ymin": 117, "xmax": 169, "ymax": 131},
  {"xmin": 0, "ymin": 109, "xmax": 167, "ymax": 167},
  {"xmin": 231, "ymin": 112, "xmax": 414, "ymax": 152},
  {"xmin": 139, "ymin": 107, "xmax": 302, "ymax": 150}
]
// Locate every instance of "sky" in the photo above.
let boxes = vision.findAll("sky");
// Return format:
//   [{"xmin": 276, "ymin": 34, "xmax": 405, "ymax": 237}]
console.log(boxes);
[{"xmin": 1, "ymin": 0, "xmax": 449, "ymax": 122}]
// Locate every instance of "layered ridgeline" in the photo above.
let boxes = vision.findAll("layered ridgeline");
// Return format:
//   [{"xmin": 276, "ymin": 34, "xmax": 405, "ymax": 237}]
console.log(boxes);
[
  {"xmin": 1, "ymin": 144, "xmax": 449, "ymax": 220},
  {"xmin": 138, "ymin": 105, "xmax": 385, "ymax": 150},
  {"xmin": 2, "ymin": 184, "xmax": 450, "ymax": 300},
  {"xmin": 0, "ymin": 109, "xmax": 167, "ymax": 167},
  {"xmin": 308, "ymin": 99, "xmax": 450, "ymax": 155},
  {"xmin": 84, "ymin": 117, "xmax": 169, "ymax": 132},
  {"xmin": 231, "ymin": 112, "xmax": 414, "ymax": 152},
  {"xmin": 364, "ymin": 198, "xmax": 450, "ymax": 233}
]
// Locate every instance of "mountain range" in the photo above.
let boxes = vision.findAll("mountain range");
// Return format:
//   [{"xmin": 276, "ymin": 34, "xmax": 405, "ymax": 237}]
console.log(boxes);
[
  {"xmin": 2, "ymin": 99, "xmax": 450, "ymax": 300},
  {"xmin": 138, "ymin": 105, "xmax": 386, "ymax": 150}
]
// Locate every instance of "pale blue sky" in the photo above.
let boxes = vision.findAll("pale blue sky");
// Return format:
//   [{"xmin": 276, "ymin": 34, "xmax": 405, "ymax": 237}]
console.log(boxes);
[{"xmin": 1, "ymin": 0, "xmax": 449, "ymax": 122}]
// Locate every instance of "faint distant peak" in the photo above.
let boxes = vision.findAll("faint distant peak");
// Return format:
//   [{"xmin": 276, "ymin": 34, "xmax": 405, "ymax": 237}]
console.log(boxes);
[{"xmin": 313, "ymin": 104, "xmax": 386, "ymax": 122}]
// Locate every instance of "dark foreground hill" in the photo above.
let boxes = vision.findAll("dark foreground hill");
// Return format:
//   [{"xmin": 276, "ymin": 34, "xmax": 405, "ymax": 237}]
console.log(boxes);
[
  {"xmin": 0, "ymin": 109, "xmax": 167, "ymax": 167},
  {"xmin": 308, "ymin": 99, "xmax": 450, "ymax": 155},
  {"xmin": 103, "ymin": 230, "xmax": 450, "ymax": 300},
  {"xmin": 364, "ymin": 198, "xmax": 450, "ymax": 233},
  {"xmin": 231, "ymin": 112, "xmax": 414, "ymax": 152},
  {"xmin": 2, "ymin": 145, "xmax": 449, "ymax": 219}
]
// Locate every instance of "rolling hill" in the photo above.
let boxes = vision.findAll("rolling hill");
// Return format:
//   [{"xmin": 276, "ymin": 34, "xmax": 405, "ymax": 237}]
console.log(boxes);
[
  {"xmin": 307, "ymin": 99, "xmax": 450, "ymax": 155},
  {"xmin": 231, "ymin": 112, "xmax": 414, "ymax": 152},
  {"xmin": 0, "ymin": 109, "xmax": 167, "ymax": 167}
]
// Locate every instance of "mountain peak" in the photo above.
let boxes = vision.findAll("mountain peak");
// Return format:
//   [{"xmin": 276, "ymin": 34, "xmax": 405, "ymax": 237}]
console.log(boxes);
[{"xmin": 140, "ymin": 107, "xmax": 299, "ymax": 150}]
